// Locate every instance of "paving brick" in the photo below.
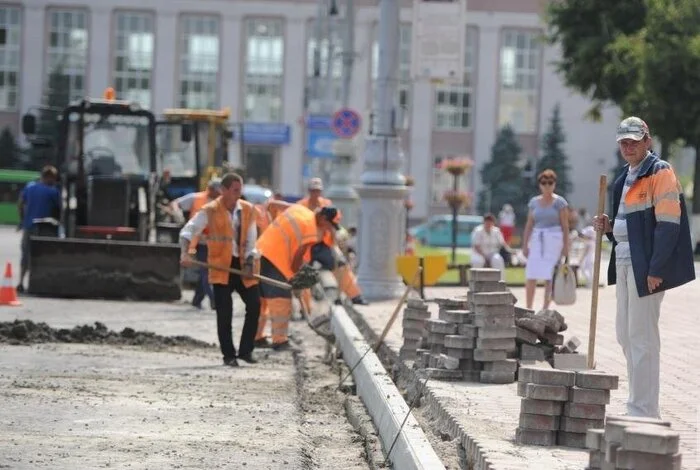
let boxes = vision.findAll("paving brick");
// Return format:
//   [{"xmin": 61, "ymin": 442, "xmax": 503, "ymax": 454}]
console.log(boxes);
[
  {"xmin": 474, "ymin": 315, "xmax": 515, "ymax": 328},
  {"xmin": 427, "ymin": 332, "xmax": 447, "ymax": 344},
  {"xmin": 554, "ymin": 353, "xmax": 589, "ymax": 371},
  {"xmin": 480, "ymin": 370, "xmax": 515, "ymax": 383},
  {"xmin": 560, "ymin": 416, "xmax": 605, "ymax": 434},
  {"xmin": 540, "ymin": 331, "xmax": 564, "ymax": 345},
  {"xmin": 437, "ymin": 353, "xmax": 460, "ymax": 370},
  {"xmin": 459, "ymin": 359, "xmax": 480, "ymax": 371},
  {"xmin": 456, "ymin": 324, "xmax": 478, "ymax": 338},
  {"xmin": 557, "ymin": 431, "xmax": 588, "ymax": 448},
  {"xmin": 524, "ymin": 383, "xmax": 570, "ymax": 401},
  {"xmin": 515, "ymin": 327, "xmax": 539, "ymax": 344},
  {"xmin": 445, "ymin": 348, "xmax": 473, "ymax": 360},
  {"xmin": 586, "ymin": 428, "xmax": 605, "ymax": 450},
  {"xmin": 438, "ymin": 309, "xmax": 473, "ymax": 324},
  {"xmin": 476, "ymin": 337, "xmax": 516, "ymax": 350},
  {"xmin": 428, "ymin": 354, "xmax": 439, "ymax": 368},
  {"xmin": 516, "ymin": 317, "xmax": 547, "ymax": 336},
  {"xmin": 516, "ymin": 381, "xmax": 528, "ymax": 397},
  {"xmin": 519, "ymin": 366, "xmax": 576, "ymax": 386},
  {"xmin": 535, "ymin": 309, "xmax": 566, "ymax": 333},
  {"xmin": 569, "ymin": 386, "xmax": 610, "ymax": 405},
  {"xmin": 615, "ymin": 449, "xmax": 682, "ymax": 470},
  {"xmin": 401, "ymin": 328, "xmax": 423, "ymax": 340},
  {"xmin": 520, "ymin": 398, "xmax": 563, "ymax": 416},
  {"xmin": 562, "ymin": 336, "xmax": 581, "ymax": 353},
  {"xmin": 514, "ymin": 306, "xmax": 535, "ymax": 319},
  {"xmin": 604, "ymin": 441, "xmax": 620, "ymax": 464},
  {"xmin": 515, "ymin": 427, "xmax": 557, "ymax": 446},
  {"xmin": 604, "ymin": 420, "xmax": 631, "ymax": 445},
  {"xmin": 473, "ymin": 348, "xmax": 508, "ymax": 362},
  {"xmin": 421, "ymin": 368, "xmax": 463, "ymax": 381},
  {"xmin": 472, "ymin": 292, "xmax": 515, "ymax": 305},
  {"xmin": 519, "ymin": 413, "xmax": 560, "ymax": 431},
  {"xmin": 444, "ymin": 335, "xmax": 475, "ymax": 349},
  {"xmin": 477, "ymin": 325, "xmax": 517, "ymax": 339},
  {"xmin": 429, "ymin": 344, "xmax": 446, "ymax": 355},
  {"xmin": 482, "ymin": 359, "xmax": 518, "ymax": 373},
  {"xmin": 402, "ymin": 318, "xmax": 426, "ymax": 330},
  {"xmin": 520, "ymin": 343, "xmax": 548, "ymax": 361},
  {"xmin": 588, "ymin": 449, "xmax": 604, "ymax": 467},
  {"xmin": 605, "ymin": 415, "xmax": 672, "ymax": 427},
  {"xmin": 403, "ymin": 307, "xmax": 431, "ymax": 321},
  {"xmin": 563, "ymin": 402, "xmax": 606, "ymax": 420},
  {"xmin": 470, "ymin": 280, "xmax": 507, "ymax": 292},
  {"xmin": 469, "ymin": 268, "xmax": 501, "ymax": 281},
  {"xmin": 622, "ymin": 425, "xmax": 680, "ymax": 455},
  {"xmin": 473, "ymin": 303, "xmax": 515, "ymax": 316},
  {"xmin": 425, "ymin": 319, "xmax": 458, "ymax": 335},
  {"xmin": 575, "ymin": 370, "xmax": 619, "ymax": 390},
  {"xmin": 462, "ymin": 370, "xmax": 481, "ymax": 381},
  {"xmin": 406, "ymin": 298, "xmax": 428, "ymax": 309}
]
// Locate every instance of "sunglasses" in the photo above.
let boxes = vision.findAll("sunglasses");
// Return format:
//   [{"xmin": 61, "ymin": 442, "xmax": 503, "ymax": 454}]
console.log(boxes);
[{"xmin": 539, "ymin": 180, "xmax": 555, "ymax": 186}]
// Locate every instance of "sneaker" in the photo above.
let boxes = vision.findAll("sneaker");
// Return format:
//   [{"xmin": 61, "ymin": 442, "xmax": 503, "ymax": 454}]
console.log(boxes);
[
  {"xmin": 254, "ymin": 338, "xmax": 272, "ymax": 348},
  {"xmin": 223, "ymin": 357, "xmax": 239, "ymax": 367},
  {"xmin": 271, "ymin": 341, "xmax": 292, "ymax": 351},
  {"xmin": 16, "ymin": 284, "xmax": 24, "ymax": 294},
  {"xmin": 351, "ymin": 296, "xmax": 369, "ymax": 306},
  {"xmin": 237, "ymin": 354, "xmax": 258, "ymax": 364}
]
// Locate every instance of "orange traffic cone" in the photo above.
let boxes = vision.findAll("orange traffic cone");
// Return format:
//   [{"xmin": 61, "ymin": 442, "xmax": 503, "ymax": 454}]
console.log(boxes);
[{"xmin": 0, "ymin": 262, "xmax": 21, "ymax": 306}]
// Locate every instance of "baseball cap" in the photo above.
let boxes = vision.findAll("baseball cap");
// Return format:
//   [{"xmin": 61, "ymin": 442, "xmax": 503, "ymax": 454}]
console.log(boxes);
[
  {"xmin": 616, "ymin": 117, "xmax": 650, "ymax": 142},
  {"xmin": 318, "ymin": 206, "xmax": 341, "ymax": 229},
  {"xmin": 308, "ymin": 177, "xmax": 324, "ymax": 191},
  {"xmin": 207, "ymin": 177, "xmax": 222, "ymax": 189}
]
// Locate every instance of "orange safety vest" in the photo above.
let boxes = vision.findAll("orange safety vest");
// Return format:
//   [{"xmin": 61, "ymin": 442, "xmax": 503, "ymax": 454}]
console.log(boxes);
[
  {"xmin": 189, "ymin": 191, "xmax": 210, "ymax": 245},
  {"xmin": 298, "ymin": 196, "xmax": 337, "ymax": 247},
  {"xmin": 189, "ymin": 197, "xmax": 259, "ymax": 288},
  {"xmin": 256, "ymin": 204, "xmax": 318, "ymax": 280}
]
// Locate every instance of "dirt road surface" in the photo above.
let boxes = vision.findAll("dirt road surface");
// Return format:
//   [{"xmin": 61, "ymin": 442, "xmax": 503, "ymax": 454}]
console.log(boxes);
[{"xmin": 0, "ymin": 229, "xmax": 372, "ymax": 470}]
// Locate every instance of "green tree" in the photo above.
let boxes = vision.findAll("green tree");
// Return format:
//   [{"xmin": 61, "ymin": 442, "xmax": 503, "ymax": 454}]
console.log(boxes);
[
  {"xmin": 478, "ymin": 125, "xmax": 527, "ymax": 222},
  {"xmin": 0, "ymin": 127, "xmax": 18, "ymax": 168},
  {"xmin": 537, "ymin": 104, "xmax": 572, "ymax": 198}
]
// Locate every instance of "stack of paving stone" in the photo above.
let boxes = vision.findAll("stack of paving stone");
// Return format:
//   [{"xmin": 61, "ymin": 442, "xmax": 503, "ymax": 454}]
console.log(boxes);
[
  {"xmin": 516, "ymin": 367, "xmax": 618, "ymax": 448},
  {"xmin": 400, "ymin": 298, "xmax": 431, "ymax": 361},
  {"xmin": 585, "ymin": 416, "xmax": 682, "ymax": 470},
  {"xmin": 515, "ymin": 308, "xmax": 574, "ymax": 366}
]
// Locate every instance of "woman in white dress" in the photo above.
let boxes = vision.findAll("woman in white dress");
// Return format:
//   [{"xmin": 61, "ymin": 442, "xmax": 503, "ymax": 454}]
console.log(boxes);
[{"xmin": 522, "ymin": 169, "xmax": 570, "ymax": 310}]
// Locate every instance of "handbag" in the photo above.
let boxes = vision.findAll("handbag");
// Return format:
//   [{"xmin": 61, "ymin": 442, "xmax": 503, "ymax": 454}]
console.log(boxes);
[{"xmin": 552, "ymin": 257, "xmax": 577, "ymax": 305}]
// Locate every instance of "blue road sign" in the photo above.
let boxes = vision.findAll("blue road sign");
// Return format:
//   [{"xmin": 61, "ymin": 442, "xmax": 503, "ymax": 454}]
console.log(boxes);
[
  {"xmin": 331, "ymin": 108, "xmax": 361, "ymax": 139},
  {"xmin": 306, "ymin": 128, "xmax": 337, "ymax": 158}
]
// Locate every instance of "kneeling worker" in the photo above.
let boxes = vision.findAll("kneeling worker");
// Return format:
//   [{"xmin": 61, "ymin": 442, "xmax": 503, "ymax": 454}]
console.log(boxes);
[
  {"xmin": 179, "ymin": 173, "xmax": 261, "ymax": 368},
  {"xmin": 471, "ymin": 213, "xmax": 514, "ymax": 280},
  {"xmin": 255, "ymin": 203, "xmax": 340, "ymax": 350}
]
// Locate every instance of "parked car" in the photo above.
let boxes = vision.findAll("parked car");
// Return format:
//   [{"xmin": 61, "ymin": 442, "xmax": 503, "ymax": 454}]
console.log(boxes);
[
  {"xmin": 409, "ymin": 215, "xmax": 484, "ymax": 248},
  {"xmin": 242, "ymin": 184, "xmax": 273, "ymax": 204}
]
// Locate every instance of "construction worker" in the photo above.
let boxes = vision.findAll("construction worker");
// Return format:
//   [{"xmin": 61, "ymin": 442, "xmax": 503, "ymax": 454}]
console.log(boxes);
[
  {"xmin": 254, "ymin": 203, "xmax": 340, "ymax": 350},
  {"xmin": 171, "ymin": 178, "xmax": 221, "ymax": 310},
  {"xmin": 179, "ymin": 173, "xmax": 261, "ymax": 367},
  {"xmin": 298, "ymin": 178, "xmax": 369, "ymax": 305}
]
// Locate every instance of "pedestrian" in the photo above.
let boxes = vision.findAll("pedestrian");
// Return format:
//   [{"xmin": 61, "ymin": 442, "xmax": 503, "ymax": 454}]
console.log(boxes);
[
  {"xmin": 171, "ymin": 178, "xmax": 222, "ymax": 310},
  {"xmin": 594, "ymin": 116, "xmax": 694, "ymax": 418},
  {"xmin": 521, "ymin": 169, "xmax": 570, "ymax": 310},
  {"xmin": 498, "ymin": 204, "xmax": 516, "ymax": 244},
  {"xmin": 471, "ymin": 213, "xmax": 514, "ymax": 280},
  {"xmin": 179, "ymin": 173, "xmax": 261, "ymax": 368},
  {"xmin": 17, "ymin": 165, "xmax": 60, "ymax": 293}
]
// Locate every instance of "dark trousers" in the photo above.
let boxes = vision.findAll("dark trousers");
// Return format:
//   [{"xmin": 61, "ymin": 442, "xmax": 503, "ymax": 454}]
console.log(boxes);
[
  {"xmin": 192, "ymin": 244, "xmax": 215, "ymax": 308},
  {"xmin": 212, "ymin": 257, "xmax": 261, "ymax": 361}
]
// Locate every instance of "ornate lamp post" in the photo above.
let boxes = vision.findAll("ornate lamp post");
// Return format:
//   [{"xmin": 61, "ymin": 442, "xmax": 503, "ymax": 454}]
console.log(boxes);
[
  {"xmin": 441, "ymin": 157, "xmax": 474, "ymax": 264},
  {"xmin": 404, "ymin": 175, "xmax": 415, "ymax": 236}
]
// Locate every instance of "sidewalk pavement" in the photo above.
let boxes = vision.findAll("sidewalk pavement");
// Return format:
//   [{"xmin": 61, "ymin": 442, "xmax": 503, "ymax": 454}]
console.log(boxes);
[{"xmin": 352, "ymin": 279, "xmax": 699, "ymax": 469}]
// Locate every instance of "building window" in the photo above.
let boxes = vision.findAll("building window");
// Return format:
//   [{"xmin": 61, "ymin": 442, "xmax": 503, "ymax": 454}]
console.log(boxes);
[
  {"xmin": 0, "ymin": 7, "xmax": 20, "ymax": 111},
  {"xmin": 244, "ymin": 18, "xmax": 284, "ymax": 122},
  {"xmin": 431, "ymin": 156, "xmax": 471, "ymax": 204},
  {"xmin": 46, "ymin": 9, "xmax": 89, "ymax": 105},
  {"xmin": 498, "ymin": 29, "xmax": 542, "ymax": 134},
  {"xmin": 434, "ymin": 27, "xmax": 477, "ymax": 131},
  {"xmin": 305, "ymin": 19, "xmax": 344, "ymax": 112},
  {"xmin": 371, "ymin": 23, "xmax": 411, "ymax": 128},
  {"xmin": 113, "ymin": 12, "xmax": 154, "ymax": 108},
  {"xmin": 179, "ymin": 15, "xmax": 220, "ymax": 109}
]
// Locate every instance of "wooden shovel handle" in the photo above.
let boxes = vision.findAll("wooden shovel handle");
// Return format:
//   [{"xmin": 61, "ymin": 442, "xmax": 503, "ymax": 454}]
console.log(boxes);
[
  {"xmin": 588, "ymin": 174, "xmax": 607, "ymax": 369},
  {"xmin": 187, "ymin": 259, "xmax": 292, "ymax": 291}
]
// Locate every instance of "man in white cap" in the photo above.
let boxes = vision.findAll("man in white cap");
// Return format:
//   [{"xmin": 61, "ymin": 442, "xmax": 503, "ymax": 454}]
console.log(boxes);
[{"xmin": 594, "ymin": 116, "xmax": 694, "ymax": 418}]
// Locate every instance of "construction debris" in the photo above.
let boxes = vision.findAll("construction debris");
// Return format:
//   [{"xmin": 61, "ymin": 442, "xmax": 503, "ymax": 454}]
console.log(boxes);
[
  {"xmin": 586, "ymin": 415, "xmax": 682, "ymax": 469},
  {"xmin": 515, "ymin": 366, "xmax": 619, "ymax": 449}
]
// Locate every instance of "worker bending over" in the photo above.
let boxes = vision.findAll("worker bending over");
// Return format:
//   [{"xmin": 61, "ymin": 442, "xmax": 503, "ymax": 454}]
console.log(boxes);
[
  {"xmin": 179, "ymin": 173, "xmax": 261, "ymax": 368},
  {"xmin": 255, "ymin": 204, "xmax": 340, "ymax": 350},
  {"xmin": 298, "ymin": 178, "xmax": 369, "ymax": 305}
]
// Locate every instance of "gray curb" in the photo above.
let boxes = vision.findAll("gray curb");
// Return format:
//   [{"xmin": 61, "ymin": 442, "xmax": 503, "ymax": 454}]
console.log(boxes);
[{"xmin": 331, "ymin": 306, "xmax": 446, "ymax": 470}]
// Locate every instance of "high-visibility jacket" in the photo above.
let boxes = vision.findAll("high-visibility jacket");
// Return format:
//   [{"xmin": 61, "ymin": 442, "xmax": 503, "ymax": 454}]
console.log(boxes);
[
  {"xmin": 255, "ymin": 198, "xmax": 289, "ymax": 234},
  {"xmin": 298, "ymin": 196, "xmax": 336, "ymax": 247},
  {"xmin": 256, "ymin": 204, "xmax": 318, "ymax": 280},
  {"xmin": 189, "ymin": 191, "xmax": 210, "ymax": 245},
  {"xmin": 189, "ymin": 197, "xmax": 259, "ymax": 288}
]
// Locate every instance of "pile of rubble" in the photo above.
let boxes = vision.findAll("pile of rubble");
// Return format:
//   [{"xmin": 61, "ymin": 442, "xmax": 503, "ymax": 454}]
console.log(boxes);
[
  {"xmin": 586, "ymin": 416, "xmax": 682, "ymax": 469},
  {"xmin": 516, "ymin": 308, "xmax": 586, "ymax": 370},
  {"xmin": 516, "ymin": 366, "xmax": 618, "ymax": 448}
]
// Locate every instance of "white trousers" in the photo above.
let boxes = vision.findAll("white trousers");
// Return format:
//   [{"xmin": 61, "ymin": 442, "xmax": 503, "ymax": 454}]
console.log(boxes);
[
  {"xmin": 471, "ymin": 252, "xmax": 505, "ymax": 280},
  {"xmin": 615, "ymin": 263, "xmax": 664, "ymax": 418}
]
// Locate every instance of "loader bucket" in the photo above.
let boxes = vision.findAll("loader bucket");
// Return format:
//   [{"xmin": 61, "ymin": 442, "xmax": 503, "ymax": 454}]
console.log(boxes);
[{"xmin": 27, "ymin": 236, "xmax": 182, "ymax": 301}]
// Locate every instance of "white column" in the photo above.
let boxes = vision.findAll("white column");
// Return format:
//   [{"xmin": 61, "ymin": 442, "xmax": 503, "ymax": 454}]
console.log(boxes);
[
  {"xmin": 280, "ymin": 18, "xmax": 306, "ymax": 195},
  {"xmin": 152, "ymin": 12, "xmax": 178, "ymax": 112},
  {"xmin": 220, "ymin": 14, "xmax": 243, "ymax": 167},
  {"xmin": 20, "ymin": 5, "xmax": 45, "ymax": 122},
  {"xmin": 87, "ymin": 7, "xmax": 111, "ymax": 97},
  {"xmin": 408, "ymin": 78, "xmax": 433, "ymax": 219}
]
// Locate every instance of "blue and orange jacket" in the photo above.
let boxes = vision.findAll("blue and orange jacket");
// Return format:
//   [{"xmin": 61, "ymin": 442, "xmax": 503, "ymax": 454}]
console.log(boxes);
[{"xmin": 606, "ymin": 152, "xmax": 695, "ymax": 297}]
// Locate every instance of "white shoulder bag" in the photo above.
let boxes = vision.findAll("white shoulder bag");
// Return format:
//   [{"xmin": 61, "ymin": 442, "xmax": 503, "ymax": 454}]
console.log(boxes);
[{"xmin": 552, "ymin": 258, "xmax": 577, "ymax": 305}]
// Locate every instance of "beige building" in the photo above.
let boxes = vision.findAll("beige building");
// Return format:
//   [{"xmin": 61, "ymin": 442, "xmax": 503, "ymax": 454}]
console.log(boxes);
[{"xmin": 9, "ymin": 0, "xmax": 620, "ymax": 220}]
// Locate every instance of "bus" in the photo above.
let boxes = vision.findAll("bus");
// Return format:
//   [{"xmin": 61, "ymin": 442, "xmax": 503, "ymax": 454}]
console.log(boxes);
[{"xmin": 0, "ymin": 168, "xmax": 40, "ymax": 225}]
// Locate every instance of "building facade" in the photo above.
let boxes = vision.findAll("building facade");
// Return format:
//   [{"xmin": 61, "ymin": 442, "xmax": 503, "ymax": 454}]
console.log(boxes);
[{"xmin": 10, "ymin": 0, "xmax": 620, "ymax": 220}]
